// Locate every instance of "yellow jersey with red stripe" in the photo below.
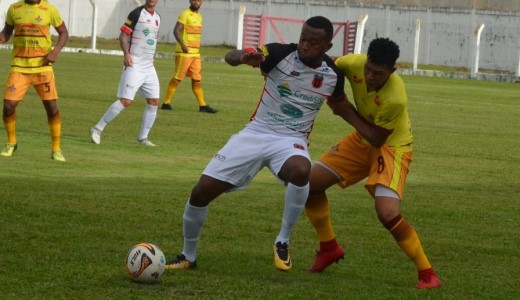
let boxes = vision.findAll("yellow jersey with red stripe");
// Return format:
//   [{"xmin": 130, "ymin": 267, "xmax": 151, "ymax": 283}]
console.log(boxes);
[
  {"xmin": 176, "ymin": 8, "xmax": 202, "ymax": 57},
  {"xmin": 6, "ymin": 0, "xmax": 64, "ymax": 73},
  {"xmin": 336, "ymin": 54, "xmax": 413, "ymax": 149}
]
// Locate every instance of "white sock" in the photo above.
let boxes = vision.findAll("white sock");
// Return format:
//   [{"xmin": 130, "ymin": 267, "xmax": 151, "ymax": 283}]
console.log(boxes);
[
  {"xmin": 95, "ymin": 100, "xmax": 125, "ymax": 131},
  {"xmin": 275, "ymin": 182, "xmax": 309, "ymax": 244},
  {"xmin": 138, "ymin": 104, "xmax": 158, "ymax": 141},
  {"xmin": 182, "ymin": 200, "xmax": 208, "ymax": 262}
]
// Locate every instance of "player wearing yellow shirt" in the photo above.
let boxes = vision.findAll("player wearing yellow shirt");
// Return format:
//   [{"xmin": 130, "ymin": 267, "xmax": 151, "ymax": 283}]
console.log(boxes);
[
  {"xmin": 0, "ymin": 0, "xmax": 68, "ymax": 161},
  {"xmin": 161, "ymin": 0, "xmax": 218, "ymax": 113},
  {"xmin": 304, "ymin": 38, "xmax": 441, "ymax": 289}
]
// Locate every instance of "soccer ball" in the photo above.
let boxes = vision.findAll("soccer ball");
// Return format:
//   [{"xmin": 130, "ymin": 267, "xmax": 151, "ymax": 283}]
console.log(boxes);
[{"xmin": 125, "ymin": 243, "xmax": 166, "ymax": 283}]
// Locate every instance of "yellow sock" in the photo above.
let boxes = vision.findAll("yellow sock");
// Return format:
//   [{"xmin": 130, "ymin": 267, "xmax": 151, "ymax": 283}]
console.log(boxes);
[
  {"xmin": 386, "ymin": 215, "xmax": 432, "ymax": 271},
  {"xmin": 192, "ymin": 81, "xmax": 207, "ymax": 107},
  {"xmin": 305, "ymin": 193, "xmax": 335, "ymax": 242},
  {"xmin": 164, "ymin": 79, "xmax": 180, "ymax": 104},
  {"xmin": 3, "ymin": 113, "xmax": 17, "ymax": 144},
  {"xmin": 48, "ymin": 112, "xmax": 62, "ymax": 152}
]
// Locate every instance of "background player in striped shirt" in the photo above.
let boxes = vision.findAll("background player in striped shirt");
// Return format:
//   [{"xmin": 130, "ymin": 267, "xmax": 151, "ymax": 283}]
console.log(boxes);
[
  {"xmin": 0, "ymin": 0, "xmax": 68, "ymax": 161},
  {"xmin": 90, "ymin": 0, "xmax": 161, "ymax": 147},
  {"xmin": 304, "ymin": 38, "xmax": 442, "ymax": 289},
  {"xmin": 161, "ymin": 0, "xmax": 218, "ymax": 113}
]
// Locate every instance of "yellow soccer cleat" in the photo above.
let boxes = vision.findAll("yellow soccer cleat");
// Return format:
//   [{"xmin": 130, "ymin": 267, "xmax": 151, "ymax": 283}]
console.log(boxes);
[
  {"xmin": 165, "ymin": 254, "xmax": 197, "ymax": 270},
  {"xmin": 0, "ymin": 143, "xmax": 17, "ymax": 157},
  {"xmin": 51, "ymin": 150, "xmax": 66, "ymax": 162},
  {"xmin": 274, "ymin": 242, "xmax": 292, "ymax": 271}
]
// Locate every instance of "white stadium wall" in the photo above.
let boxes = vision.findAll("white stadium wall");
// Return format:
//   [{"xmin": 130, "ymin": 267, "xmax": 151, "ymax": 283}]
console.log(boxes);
[{"xmin": 1, "ymin": 0, "xmax": 519, "ymax": 73}]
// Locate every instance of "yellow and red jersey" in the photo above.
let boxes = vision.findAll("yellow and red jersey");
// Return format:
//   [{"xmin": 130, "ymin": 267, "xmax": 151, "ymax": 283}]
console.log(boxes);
[
  {"xmin": 6, "ymin": 0, "xmax": 64, "ymax": 73},
  {"xmin": 176, "ymin": 8, "xmax": 202, "ymax": 57},
  {"xmin": 336, "ymin": 54, "xmax": 413, "ymax": 149}
]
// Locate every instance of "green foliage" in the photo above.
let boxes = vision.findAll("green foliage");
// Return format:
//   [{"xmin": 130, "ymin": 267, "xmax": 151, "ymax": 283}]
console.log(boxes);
[{"xmin": 0, "ymin": 49, "xmax": 519, "ymax": 299}]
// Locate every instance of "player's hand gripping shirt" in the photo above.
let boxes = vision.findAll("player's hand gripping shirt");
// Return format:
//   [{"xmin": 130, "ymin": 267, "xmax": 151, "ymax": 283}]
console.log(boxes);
[
  {"xmin": 176, "ymin": 8, "xmax": 202, "ymax": 56},
  {"xmin": 336, "ymin": 54, "xmax": 413, "ymax": 148},
  {"xmin": 6, "ymin": 0, "xmax": 63, "ymax": 73},
  {"xmin": 245, "ymin": 43, "xmax": 345, "ymax": 142},
  {"xmin": 120, "ymin": 6, "xmax": 161, "ymax": 69}
]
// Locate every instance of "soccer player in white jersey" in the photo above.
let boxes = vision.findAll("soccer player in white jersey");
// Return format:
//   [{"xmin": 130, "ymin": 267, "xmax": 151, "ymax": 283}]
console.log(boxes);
[
  {"xmin": 90, "ymin": 0, "xmax": 161, "ymax": 146},
  {"xmin": 165, "ymin": 16, "xmax": 387, "ymax": 272}
]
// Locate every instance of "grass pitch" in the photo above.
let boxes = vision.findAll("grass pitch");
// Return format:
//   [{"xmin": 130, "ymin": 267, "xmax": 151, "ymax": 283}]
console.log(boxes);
[{"xmin": 0, "ymin": 48, "xmax": 519, "ymax": 299}]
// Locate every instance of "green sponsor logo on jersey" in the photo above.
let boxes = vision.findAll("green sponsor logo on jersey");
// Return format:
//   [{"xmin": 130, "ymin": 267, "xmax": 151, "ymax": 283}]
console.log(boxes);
[
  {"xmin": 280, "ymin": 104, "xmax": 303, "ymax": 118},
  {"xmin": 277, "ymin": 84, "xmax": 292, "ymax": 98}
]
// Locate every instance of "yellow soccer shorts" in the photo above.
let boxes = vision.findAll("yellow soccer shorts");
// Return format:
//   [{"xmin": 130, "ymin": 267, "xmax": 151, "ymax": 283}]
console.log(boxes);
[
  {"xmin": 173, "ymin": 55, "xmax": 202, "ymax": 81},
  {"xmin": 4, "ymin": 71, "xmax": 58, "ymax": 101},
  {"xmin": 318, "ymin": 131, "xmax": 413, "ymax": 200}
]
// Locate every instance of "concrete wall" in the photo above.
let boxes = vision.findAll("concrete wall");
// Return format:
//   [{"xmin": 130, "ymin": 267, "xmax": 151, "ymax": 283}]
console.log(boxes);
[
  {"xmin": 334, "ymin": 0, "xmax": 520, "ymax": 12},
  {"xmin": 1, "ymin": 0, "xmax": 519, "ymax": 73}
]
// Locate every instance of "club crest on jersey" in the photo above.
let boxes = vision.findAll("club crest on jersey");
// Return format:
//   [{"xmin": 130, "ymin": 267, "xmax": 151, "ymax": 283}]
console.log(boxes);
[
  {"xmin": 312, "ymin": 73, "xmax": 324, "ymax": 88},
  {"xmin": 353, "ymin": 74, "xmax": 363, "ymax": 84}
]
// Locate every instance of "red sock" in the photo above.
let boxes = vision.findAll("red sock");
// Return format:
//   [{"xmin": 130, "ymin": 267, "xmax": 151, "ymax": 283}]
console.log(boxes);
[
  {"xmin": 320, "ymin": 239, "xmax": 339, "ymax": 252},
  {"xmin": 418, "ymin": 268, "xmax": 436, "ymax": 279}
]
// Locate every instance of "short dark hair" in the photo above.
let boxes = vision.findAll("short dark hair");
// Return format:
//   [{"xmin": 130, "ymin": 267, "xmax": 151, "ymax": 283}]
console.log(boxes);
[
  {"xmin": 304, "ymin": 16, "xmax": 333, "ymax": 42},
  {"xmin": 367, "ymin": 38, "xmax": 400, "ymax": 67}
]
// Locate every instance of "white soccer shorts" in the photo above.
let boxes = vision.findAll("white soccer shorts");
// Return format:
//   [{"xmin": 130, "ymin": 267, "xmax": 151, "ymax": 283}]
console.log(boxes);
[
  {"xmin": 116, "ymin": 65, "xmax": 160, "ymax": 100},
  {"xmin": 202, "ymin": 129, "xmax": 311, "ymax": 190}
]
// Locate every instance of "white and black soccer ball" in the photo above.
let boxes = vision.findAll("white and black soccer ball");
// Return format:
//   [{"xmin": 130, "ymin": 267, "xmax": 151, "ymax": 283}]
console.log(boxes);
[{"xmin": 125, "ymin": 243, "xmax": 166, "ymax": 283}]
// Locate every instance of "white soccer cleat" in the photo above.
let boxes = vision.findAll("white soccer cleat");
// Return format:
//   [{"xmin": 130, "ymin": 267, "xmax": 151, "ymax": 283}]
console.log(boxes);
[
  {"xmin": 138, "ymin": 139, "xmax": 157, "ymax": 147},
  {"xmin": 90, "ymin": 127, "xmax": 101, "ymax": 144}
]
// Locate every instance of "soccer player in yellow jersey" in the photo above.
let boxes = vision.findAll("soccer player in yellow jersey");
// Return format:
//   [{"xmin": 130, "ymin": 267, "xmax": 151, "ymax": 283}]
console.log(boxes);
[
  {"xmin": 161, "ymin": 0, "xmax": 218, "ymax": 113},
  {"xmin": 304, "ymin": 38, "xmax": 442, "ymax": 288},
  {"xmin": 0, "ymin": 0, "xmax": 68, "ymax": 161}
]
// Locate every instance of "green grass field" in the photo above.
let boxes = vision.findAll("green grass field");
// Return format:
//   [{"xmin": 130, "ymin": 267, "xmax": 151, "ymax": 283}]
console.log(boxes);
[{"xmin": 0, "ymin": 48, "xmax": 519, "ymax": 299}]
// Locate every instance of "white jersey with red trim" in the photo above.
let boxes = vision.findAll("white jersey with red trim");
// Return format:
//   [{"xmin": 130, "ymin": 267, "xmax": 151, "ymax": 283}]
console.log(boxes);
[
  {"xmin": 120, "ymin": 6, "xmax": 161, "ymax": 69},
  {"xmin": 244, "ymin": 43, "xmax": 345, "ymax": 142}
]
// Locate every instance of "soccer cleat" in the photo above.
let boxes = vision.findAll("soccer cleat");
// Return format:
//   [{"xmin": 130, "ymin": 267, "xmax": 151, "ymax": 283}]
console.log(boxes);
[
  {"xmin": 51, "ymin": 151, "xmax": 66, "ymax": 162},
  {"xmin": 199, "ymin": 105, "xmax": 218, "ymax": 113},
  {"xmin": 90, "ymin": 127, "xmax": 101, "ymax": 144},
  {"xmin": 308, "ymin": 244, "xmax": 345, "ymax": 273},
  {"xmin": 161, "ymin": 103, "xmax": 173, "ymax": 110},
  {"xmin": 165, "ymin": 254, "xmax": 197, "ymax": 270},
  {"xmin": 416, "ymin": 268, "xmax": 442, "ymax": 289},
  {"xmin": 138, "ymin": 139, "xmax": 157, "ymax": 147},
  {"xmin": 273, "ymin": 242, "xmax": 292, "ymax": 271},
  {"xmin": 0, "ymin": 143, "xmax": 17, "ymax": 157}
]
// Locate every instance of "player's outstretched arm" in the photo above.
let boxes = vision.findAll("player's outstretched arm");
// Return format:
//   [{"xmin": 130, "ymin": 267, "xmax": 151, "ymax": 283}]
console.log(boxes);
[{"xmin": 225, "ymin": 48, "xmax": 265, "ymax": 67}]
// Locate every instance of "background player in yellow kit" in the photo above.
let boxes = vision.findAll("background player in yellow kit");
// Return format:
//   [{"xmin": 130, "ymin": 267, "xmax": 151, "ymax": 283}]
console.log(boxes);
[
  {"xmin": 0, "ymin": 0, "xmax": 68, "ymax": 161},
  {"xmin": 305, "ymin": 38, "xmax": 442, "ymax": 289},
  {"xmin": 161, "ymin": 0, "xmax": 218, "ymax": 113}
]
